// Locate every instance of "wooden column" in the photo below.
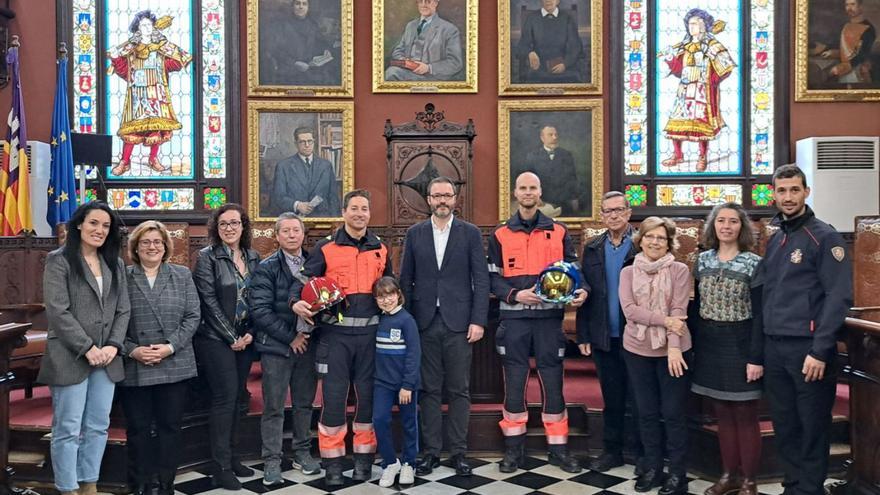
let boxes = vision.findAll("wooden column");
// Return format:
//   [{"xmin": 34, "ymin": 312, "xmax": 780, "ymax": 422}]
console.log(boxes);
[{"xmin": 0, "ymin": 322, "xmax": 32, "ymax": 495}]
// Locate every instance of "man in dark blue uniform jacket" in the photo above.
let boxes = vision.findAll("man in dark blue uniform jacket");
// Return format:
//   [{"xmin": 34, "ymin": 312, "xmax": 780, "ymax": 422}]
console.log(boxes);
[
  {"xmin": 399, "ymin": 176, "xmax": 490, "ymax": 476},
  {"xmin": 759, "ymin": 164, "xmax": 852, "ymax": 495}
]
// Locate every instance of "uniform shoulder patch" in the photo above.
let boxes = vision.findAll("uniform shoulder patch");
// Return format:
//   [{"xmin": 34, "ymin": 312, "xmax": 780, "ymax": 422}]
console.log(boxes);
[{"xmin": 831, "ymin": 246, "xmax": 845, "ymax": 262}]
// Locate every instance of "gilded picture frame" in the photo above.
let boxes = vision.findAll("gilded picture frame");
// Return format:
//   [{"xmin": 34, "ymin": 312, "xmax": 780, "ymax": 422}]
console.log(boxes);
[
  {"xmin": 372, "ymin": 0, "xmax": 479, "ymax": 93},
  {"xmin": 498, "ymin": 99, "xmax": 603, "ymax": 224},
  {"xmin": 795, "ymin": 0, "xmax": 880, "ymax": 102},
  {"xmin": 247, "ymin": 0, "xmax": 354, "ymax": 97},
  {"xmin": 498, "ymin": 0, "xmax": 603, "ymax": 96},
  {"xmin": 248, "ymin": 101, "xmax": 354, "ymax": 224}
]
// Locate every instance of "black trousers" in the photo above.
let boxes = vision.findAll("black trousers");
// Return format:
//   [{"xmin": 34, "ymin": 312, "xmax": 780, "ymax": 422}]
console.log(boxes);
[
  {"xmin": 119, "ymin": 380, "xmax": 189, "ymax": 485},
  {"xmin": 317, "ymin": 328, "xmax": 375, "ymax": 427},
  {"xmin": 593, "ymin": 337, "xmax": 642, "ymax": 457},
  {"xmin": 194, "ymin": 336, "xmax": 256, "ymax": 470},
  {"xmin": 764, "ymin": 336, "xmax": 837, "ymax": 495},
  {"xmin": 419, "ymin": 314, "xmax": 472, "ymax": 457},
  {"xmin": 623, "ymin": 349, "xmax": 692, "ymax": 476}
]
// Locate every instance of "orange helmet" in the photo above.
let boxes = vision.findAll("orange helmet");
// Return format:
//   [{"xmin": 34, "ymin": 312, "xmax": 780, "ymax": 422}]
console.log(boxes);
[{"xmin": 300, "ymin": 276, "xmax": 346, "ymax": 312}]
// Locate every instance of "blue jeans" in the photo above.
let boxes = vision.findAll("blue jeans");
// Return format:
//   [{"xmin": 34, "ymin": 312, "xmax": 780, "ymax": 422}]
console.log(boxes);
[
  {"xmin": 50, "ymin": 368, "xmax": 116, "ymax": 492},
  {"xmin": 373, "ymin": 385, "xmax": 418, "ymax": 467}
]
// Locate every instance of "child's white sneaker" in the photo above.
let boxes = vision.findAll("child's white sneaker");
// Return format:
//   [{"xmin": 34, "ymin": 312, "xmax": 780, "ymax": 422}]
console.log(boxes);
[
  {"xmin": 399, "ymin": 462, "xmax": 415, "ymax": 485},
  {"xmin": 379, "ymin": 460, "xmax": 401, "ymax": 488}
]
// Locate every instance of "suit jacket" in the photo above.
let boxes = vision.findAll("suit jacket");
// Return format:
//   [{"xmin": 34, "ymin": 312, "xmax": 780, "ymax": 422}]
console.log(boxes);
[
  {"xmin": 390, "ymin": 14, "xmax": 463, "ymax": 79},
  {"xmin": 38, "ymin": 249, "xmax": 131, "ymax": 386},
  {"xmin": 270, "ymin": 154, "xmax": 340, "ymax": 217},
  {"xmin": 399, "ymin": 217, "xmax": 490, "ymax": 332},
  {"xmin": 520, "ymin": 146, "xmax": 579, "ymax": 215},
  {"xmin": 121, "ymin": 263, "xmax": 201, "ymax": 387},
  {"xmin": 575, "ymin": 229, "xmax": 636, "ymax": 352}
]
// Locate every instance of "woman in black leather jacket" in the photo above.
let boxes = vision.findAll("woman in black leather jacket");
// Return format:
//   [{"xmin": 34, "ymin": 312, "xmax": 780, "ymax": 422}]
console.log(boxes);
[{"xmin": 193, "ymin": 203, "xmax": 261, "ymax": 490}]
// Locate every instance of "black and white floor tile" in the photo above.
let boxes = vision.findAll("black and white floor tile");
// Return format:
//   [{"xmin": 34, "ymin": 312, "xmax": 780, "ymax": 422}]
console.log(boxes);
[{"xmin": 172, "ymin": 456, "xmax": 841, "ymax": 495}]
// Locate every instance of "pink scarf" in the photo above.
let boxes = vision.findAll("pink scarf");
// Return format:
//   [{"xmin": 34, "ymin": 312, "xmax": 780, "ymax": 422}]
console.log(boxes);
[{"xmin": 631, "ymin": 252, "xmax": 675, "ymax": 350}]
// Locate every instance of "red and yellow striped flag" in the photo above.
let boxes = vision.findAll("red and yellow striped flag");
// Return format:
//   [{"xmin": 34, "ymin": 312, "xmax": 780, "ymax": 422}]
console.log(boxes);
[{"xmin": 0, "ymin": 44, "xmax": 30, "ymax": 236}]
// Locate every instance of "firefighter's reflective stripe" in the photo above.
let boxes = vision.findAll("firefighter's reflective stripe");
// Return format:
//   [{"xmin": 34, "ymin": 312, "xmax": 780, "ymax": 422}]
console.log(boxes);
[
  {"xmin": 543, "ymin": 410, "xmax": 569, "ymax": 445},
  {"xmin": 318, "ymin": 422, "xmax": 347, "ymax": 458},
  {"xmin": 352, "ymin": 422, "xmax": 377, "ymax": 453},
  {"xmin": 499, "ymin": 301, "xmax": 564, "ymax": 311},
  {"xmin": 499, "ymin": 409, "xmax": 529, "ymax": 437},
  {"xmin": 320, "ymin": 314, "xmax": 380, "ymax": 326}
]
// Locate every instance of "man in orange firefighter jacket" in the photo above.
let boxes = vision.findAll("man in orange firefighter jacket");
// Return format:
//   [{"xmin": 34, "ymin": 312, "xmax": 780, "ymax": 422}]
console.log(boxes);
[
  {"xmin": 488, "ymin": 172, "xmax": 587, "ymax": 473},
  {"xmin": 291, "ymin": 189, "xmax": 393, "ymax": 486}
]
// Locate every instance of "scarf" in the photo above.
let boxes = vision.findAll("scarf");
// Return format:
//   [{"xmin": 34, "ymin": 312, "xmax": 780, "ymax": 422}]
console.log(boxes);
[{"xmin": 631, "ymin": 252, "xmax": 676, "ymax": 350}]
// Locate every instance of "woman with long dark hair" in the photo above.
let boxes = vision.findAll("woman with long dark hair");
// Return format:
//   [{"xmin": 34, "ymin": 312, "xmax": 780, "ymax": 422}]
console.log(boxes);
[
  {"xmin": 119, "ymin": 220, "xmax": 201, "ymax": 495},
  {"xmin": 193, "ymin": 203, "xmax": 261, "ymax": 489},
  {"xmin": 38, "ymin": 201, "xmax": 131, "ymax": 495},
  {"xmin": 692, "ymin": 203, "xmax": 764, "ymax": 495}
]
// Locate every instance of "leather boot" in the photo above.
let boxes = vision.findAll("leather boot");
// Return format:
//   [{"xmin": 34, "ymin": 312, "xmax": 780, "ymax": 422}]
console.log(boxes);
[
  {"xmin": 499, "ymin": 444, "xmax": 526, "ymax": 473},
  {"xmin": 738, "ymin": 479, "xmax": 758, "ymax": 495},
  {"xmin": 352, "ymin": 454, "xmax": 374, "ymax": 481},
  {"xmin": 705, "ymin": 472, "xmax": 741, "ymax": 495}
]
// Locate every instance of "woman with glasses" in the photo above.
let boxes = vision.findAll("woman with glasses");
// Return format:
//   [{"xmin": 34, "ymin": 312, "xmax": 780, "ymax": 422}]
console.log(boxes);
[
  {"xmin": 38, "ymin": 201, "xmax": 130, "ymax": 495},
  {"xmin": 692, "ymin": 203, "xmax": 763, "ymax": 495},
  {"xmin": 118, "ymin": 221, "xmax": 201, "ymax": 495},
  {"xmin": 193, "ymin": 204, "xmax": 261, "ymax": 489},
  {"xmin": 619, "ymin": 216, "xmax": 692, "ymax": 495}
]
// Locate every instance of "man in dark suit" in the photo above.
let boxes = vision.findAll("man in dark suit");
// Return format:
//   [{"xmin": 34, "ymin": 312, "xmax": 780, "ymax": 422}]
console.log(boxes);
[
  {"xmin": 399, "ymin": 176, "xmax": 490, "ymax": 476},
  {"xmin": 519, "ymin": 125, "xmax": 580, "ymax": 216},
  {"xmin": 270, "ymin": 126, "xmax": 340, "ymax": 217},
  {"xmin": 515, "ymin": 0, "xmax": 584, "ymax": 83}
]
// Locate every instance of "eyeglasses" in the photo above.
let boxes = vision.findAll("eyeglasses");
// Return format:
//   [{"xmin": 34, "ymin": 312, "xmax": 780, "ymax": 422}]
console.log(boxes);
[
  {"xmin": 218, "ymin": 220, "xmax": 242, "ymax": 230},
  {"xmin": 138, "ymin": 239, "xmax": 164, "ymax": 248},
  {"xmin": 601, "ymin": 207, "xmax": 629, "ymax": 216},
  {"xmin": 376, "ymin": 293, "xmax": 398, "ymax": 301},
  {"xmin": 642, "ymin": 234, "xmax": 668, "ymax": 243},
  {"xmin": 429, "ymin": 193, "xmax": 456, "ymax": 200},
  {"xmin": 297, "ymin": 139, "xmax": 314, "ymax": 145}
]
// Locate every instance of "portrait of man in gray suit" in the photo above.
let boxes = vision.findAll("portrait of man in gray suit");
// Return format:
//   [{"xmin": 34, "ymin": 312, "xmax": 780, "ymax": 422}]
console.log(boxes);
[
  {"xmin": 270, "ymin": 126, "xmax": 341, "ymax": 217},
  {"xmin": 385, "ymin": 0, "xmax": 465, "ymax": 81}
]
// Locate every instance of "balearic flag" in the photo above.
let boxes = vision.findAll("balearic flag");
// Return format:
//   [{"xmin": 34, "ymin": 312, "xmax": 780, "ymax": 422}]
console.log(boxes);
[
  {"xmin": 0, "ymin": 43, "xmax": 31, "ymax": 235},
  {"xmin": 47, "ymin": 51, "xmax": 77, "ymax": 228}
]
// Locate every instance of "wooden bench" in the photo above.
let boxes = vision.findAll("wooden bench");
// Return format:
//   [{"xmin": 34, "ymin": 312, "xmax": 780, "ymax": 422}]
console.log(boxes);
[{"xmin": 0, "ymin": 304, "xmax": 47, "ymax": 398}]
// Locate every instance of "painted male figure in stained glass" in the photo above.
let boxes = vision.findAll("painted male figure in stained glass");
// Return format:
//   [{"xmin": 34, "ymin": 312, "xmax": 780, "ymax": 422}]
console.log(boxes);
[
  {"xmin": 108, "ymin": 10, "xmax": 192, "ymax": 176},
  {"xmin": 660, "ymin": 9, "xmax": 735, "ymax": 172}
]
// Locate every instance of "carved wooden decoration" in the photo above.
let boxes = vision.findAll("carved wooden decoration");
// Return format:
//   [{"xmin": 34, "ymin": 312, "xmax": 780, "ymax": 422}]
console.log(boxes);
[
  {"xmin": 385, "ymin": 103, "xmax": 475, "ymax": 226},
  {"xmin": 854, "ymin": 216, "xmax": 880, "ymax": 308}
]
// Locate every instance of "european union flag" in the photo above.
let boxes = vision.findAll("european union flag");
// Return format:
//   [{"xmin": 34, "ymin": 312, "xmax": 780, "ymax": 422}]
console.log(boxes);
[{"xmin": 47, "ymin": 54, "xmax": 77, "ymax": 228}]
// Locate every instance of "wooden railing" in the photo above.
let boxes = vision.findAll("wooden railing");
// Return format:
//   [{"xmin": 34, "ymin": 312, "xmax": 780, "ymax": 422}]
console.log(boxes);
[{"xmin": 834, "ymin": 313, "xmax": 880, "ymax": 495}]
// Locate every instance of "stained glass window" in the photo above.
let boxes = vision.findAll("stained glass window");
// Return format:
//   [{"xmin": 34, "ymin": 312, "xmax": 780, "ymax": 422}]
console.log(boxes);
[
  {"xmin": 68, "ymin": 0, "xmax": 231, "ymax": 215},
  {"xmin": 617, "ymin": 0, "xmax": 786, "ymax": 211}
]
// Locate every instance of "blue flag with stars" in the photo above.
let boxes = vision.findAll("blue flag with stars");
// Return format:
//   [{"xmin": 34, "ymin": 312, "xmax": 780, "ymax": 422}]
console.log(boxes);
[{"xmin": 47, "ymin": 54, "xmax": 77, "ymax": 228}]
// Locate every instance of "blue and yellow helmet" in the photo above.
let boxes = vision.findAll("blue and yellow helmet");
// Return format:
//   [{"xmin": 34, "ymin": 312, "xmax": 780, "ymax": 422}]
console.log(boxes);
[{"xmin": 535, "ymin": 261, "xmax": 582, "ymax": 304}]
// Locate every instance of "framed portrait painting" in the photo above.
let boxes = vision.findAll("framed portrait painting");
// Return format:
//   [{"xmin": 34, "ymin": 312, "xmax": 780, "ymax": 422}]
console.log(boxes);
[
  {"xmin": 795, "ymin": 0, "xmax": 880, "ymax": 101},
  {"xmin": 248, "ymin": 101, "xmax": 354, "ymax": 223},
  {"xmin": 372, "ymin": 0, "xmax": 478, "ymax": 93},
  {"xmin": 498, "ymin": 0, "xmax": 602, "ymax": 96},
  {"xmin": 247, "ymin": 0, "xmax": 353, "ymax": 97},
  {"xmin": 498, "ymin": 99, "xmax": 603, "ymax": 224}
]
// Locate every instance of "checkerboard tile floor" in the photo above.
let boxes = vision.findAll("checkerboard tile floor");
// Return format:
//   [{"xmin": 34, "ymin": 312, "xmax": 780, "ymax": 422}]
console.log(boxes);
[{"xmin": 171, "ymin": 455, "xmax": 843, "ymax": 495}]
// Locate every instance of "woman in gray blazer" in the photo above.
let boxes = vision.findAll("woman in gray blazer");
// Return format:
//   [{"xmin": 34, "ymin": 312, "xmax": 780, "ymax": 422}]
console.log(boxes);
[
  {"xmin": 118, "ymin": 221, "xmax": 201, "ymax": 495},
  {"xmin": 193, "ymin": 203, "xmax": 261, "ymax": 490},
  {"xmin": 38, "ymin": 201, "xmax": 131, "ymax": 495}
]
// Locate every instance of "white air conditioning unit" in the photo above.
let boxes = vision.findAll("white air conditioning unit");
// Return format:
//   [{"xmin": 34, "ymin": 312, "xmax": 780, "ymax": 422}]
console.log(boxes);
[{"xmin": 795, "ymin": 136, "xmax": 879, "ymax": 232}]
